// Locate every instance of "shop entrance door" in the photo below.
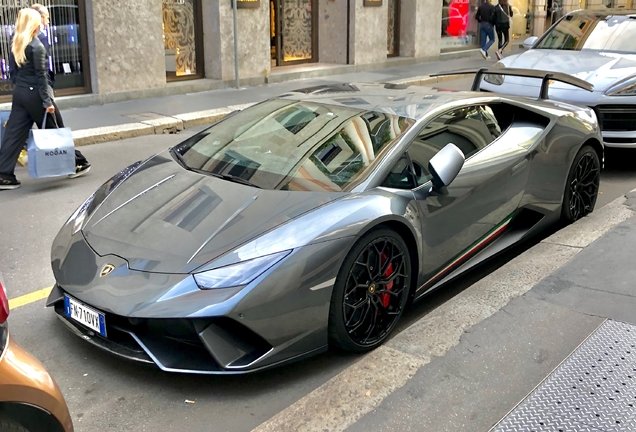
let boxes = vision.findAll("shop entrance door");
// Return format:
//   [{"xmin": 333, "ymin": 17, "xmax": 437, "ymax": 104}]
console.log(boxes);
[
  {"xmin": 387, "ymin": 0, "xmax": 400, "ymax": 57},
  {"xmin": 270, "ymin": 0, "xmax": 317, "ymax": 66}
]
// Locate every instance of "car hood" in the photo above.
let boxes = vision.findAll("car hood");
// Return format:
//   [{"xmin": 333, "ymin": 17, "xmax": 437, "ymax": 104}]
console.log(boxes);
[
  {"xmin": 82, "ymin": 153, "xmax": 345, "ymax": 274},
  {"xmin": 501, "ymin": 49, "xmax": 636, "ymax": 91}
]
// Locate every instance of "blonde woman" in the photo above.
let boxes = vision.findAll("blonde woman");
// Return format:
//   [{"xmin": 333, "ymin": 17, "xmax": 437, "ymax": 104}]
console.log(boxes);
[{"xmin": 0, "ymin": 8, "xmax": 90, "ymax": 190}]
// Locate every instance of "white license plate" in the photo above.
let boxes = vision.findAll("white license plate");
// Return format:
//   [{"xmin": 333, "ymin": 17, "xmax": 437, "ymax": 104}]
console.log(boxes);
[{"xmin": 64, "ymin": 295, "xmax": 107, "ymax": 337}]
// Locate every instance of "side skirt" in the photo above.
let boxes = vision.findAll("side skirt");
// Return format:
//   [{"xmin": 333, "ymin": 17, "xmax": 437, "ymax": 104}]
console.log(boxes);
[{"xmin": 414, "ymin": 209, "xmax": 545, "ymax": 301}]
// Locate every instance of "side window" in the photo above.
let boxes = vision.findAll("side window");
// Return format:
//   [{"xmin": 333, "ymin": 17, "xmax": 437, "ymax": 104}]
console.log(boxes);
[
  {"xmin": 481, "ymin": 105, "xmax": 503, "ymax": 139},
  {"xmin": 381, "ymin": 105, "xmax": 504, "ymax": 189},
  {"xmin": 381, "ymin": 153, "xmax": 416, "ymax": 189},
  {"xmin": 415, "ymin": 105, "xmax": 499, "ymax": 161}
]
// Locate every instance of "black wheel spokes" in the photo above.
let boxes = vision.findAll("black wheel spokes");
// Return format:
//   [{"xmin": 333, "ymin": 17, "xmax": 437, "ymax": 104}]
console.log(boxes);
[
  {"xmin": 570, "ymin": 153, "xmax": 600, "ymax": 220},
  {"xmin": 343, "ymin": 237, "xmax": 409, "ymax": 346}
]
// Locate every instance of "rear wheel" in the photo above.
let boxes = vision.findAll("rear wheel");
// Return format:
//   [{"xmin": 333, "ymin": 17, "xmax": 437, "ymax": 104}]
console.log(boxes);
[
  {"xmin": 561, "ymin": 145, "xmax": 600, "ymax": 223},
  {"xmin": 328, "ymin": 229, "xmax": 411, "ymax": 352}
]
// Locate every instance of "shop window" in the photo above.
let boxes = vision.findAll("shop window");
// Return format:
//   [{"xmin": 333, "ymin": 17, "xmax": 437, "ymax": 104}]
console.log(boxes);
[
  {"xmin": 0, "ymin": 0, "xmax": 90, "ymax": 100},
  {"xmin": 441, "ymin": 0, "xmax": 479, "ymax": 52},
  {"xmin": 162, "ymin": 0, "xmax": 204, "ymax": 81}
]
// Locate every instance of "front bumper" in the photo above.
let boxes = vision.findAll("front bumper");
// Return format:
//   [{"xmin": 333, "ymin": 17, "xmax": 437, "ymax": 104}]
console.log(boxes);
[
  {"xmin": 600, "ymin": 130, "xmax": 636, "ymax": 148},
  {"xmin": 49, "ymin": 226, "xmax": 351, "ymax": 374},
  {"xmin": 48, "ymin": 284, "xmax": 326, "ymax": 375}
]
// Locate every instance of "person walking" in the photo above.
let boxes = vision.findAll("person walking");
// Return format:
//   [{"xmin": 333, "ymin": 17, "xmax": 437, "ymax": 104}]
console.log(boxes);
[
  {"xmin": 476, "ymin": 0, "xmax": 496, "ymax": 59},
  {"xmin": 31, "ymin": 3, "xmax": 90, "ymax": 178},
  {"xmin": 0, "ymin": 8, "xmax": 89, "ymax": 190},
  {"xmin": 494, "ymin": 0, "xmax": 513, "ymax": 60}
]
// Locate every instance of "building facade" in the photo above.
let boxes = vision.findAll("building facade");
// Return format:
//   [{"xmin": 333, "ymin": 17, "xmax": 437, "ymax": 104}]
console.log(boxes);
[{"xmin": 0, "ymin": 0, "xmax": 632, "ymax": 103}]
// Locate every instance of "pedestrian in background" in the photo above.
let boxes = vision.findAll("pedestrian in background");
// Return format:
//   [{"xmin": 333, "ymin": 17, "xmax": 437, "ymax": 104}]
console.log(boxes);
[
  {"xmin": 30, "ymin": 3, "xmax": 90, "ymax": 178},
  {"xmin": 494, "ymin": 0, "xmax": 513, "ymax": 60},
  {"xmin": 476, "ymin": 0, "xmax": 496, "ymax": 59},
  {"xmin": 0, "ymin": 8, "xmax": 90, "ymax": 190}
]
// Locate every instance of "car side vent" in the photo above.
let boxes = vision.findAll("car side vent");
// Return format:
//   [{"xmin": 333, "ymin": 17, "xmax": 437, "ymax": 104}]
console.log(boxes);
[{"xmin": 197, "ymin": 318, "xmax": 272, "ymax": 370}]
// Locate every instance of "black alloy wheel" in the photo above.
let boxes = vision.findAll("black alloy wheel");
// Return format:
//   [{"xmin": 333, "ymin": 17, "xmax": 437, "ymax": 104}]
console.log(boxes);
[
  {"xmin": 562, "ymin": 145, "xmax": 600, "ymax": 223},
  {"xmin": 328, "ymin": 229, "xmax": 412, "ymax": 352}
]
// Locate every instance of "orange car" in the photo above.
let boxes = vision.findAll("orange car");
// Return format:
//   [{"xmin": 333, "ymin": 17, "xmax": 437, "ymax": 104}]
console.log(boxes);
[{"xmin": 0, "ymin": 274, "xmax": 73, "ymax": 432}]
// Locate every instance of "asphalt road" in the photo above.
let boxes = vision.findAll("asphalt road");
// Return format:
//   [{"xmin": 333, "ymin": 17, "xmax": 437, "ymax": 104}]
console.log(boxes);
[{"xmin": 2, "ymin": 81, "xmax": 636, "ymax": 432}]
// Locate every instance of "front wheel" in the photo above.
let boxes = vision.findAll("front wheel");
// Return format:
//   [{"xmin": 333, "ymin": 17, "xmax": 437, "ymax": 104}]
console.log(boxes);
[
  {"xmin": 561, "ymin": 145, "xmax": 600, "ymax": 223},
  {"xmin": 0, "ymin": 416, "xmax": 29, "ymax": 432},
  {"xmin": 328, "ymin": 229, "xmax": 412, "ymax": 352}
]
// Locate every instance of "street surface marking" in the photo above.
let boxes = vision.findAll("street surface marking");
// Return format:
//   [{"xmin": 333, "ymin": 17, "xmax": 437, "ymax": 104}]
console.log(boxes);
[{"xmin": 8, "ymin": 286, "xmax": 52, "ymax": 310}]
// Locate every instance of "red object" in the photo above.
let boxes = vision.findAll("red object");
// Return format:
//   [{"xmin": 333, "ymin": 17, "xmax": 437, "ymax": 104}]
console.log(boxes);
[
  {"xmin": 446, "ymin": 0, "xmax": 469, "ymax": 37},
  {"xmin": 380, "ymin": 252, "xmax": 394, "ymax": 308},
  {"xmin": 0, "ymin": 281, "xmax": 9, "ymax": 324}
]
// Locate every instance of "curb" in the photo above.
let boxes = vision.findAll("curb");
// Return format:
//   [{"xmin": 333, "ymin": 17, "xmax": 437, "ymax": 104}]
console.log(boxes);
[
  {"xmin": 71, "ymin": 103, "xmax": 256, "ymax": 147},
  {"xmin": 252, "ymin": 192, "xmax": 636, "ymax": 432}
]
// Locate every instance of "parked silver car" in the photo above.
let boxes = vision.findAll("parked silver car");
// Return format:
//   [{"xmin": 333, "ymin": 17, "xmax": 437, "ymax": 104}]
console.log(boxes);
[{"xmin": 481, "ymin": 9, "xmax": 636, "ymax": 148}]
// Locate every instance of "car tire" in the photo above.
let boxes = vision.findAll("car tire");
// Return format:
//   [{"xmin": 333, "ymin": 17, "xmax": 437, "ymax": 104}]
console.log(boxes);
[
  {"xmin": 0, "ymin": 417, "xmax": 29, "ymax": 432},
  {"xmin": 561, "ymin": 145, "xmax": 600, "ymax": 224},
  {"xmin": 328, "ymin": 228, "xmax": 412, "ymax": 353}
]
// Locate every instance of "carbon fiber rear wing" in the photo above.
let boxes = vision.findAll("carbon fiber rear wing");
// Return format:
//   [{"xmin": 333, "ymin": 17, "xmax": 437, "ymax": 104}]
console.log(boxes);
[{"xmin": 430, "ymin": 67, "xmax": 594, "ymax": 100}]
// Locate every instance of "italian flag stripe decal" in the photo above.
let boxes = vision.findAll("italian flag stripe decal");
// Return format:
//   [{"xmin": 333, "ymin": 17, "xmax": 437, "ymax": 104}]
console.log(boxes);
[{"xmin": 417, "ymin": 213, "xmax": 515, "ymax": 292}]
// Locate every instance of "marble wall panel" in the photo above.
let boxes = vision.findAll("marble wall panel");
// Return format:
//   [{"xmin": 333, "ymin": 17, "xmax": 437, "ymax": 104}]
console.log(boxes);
[
  {"xmin": 351, "ymin": 0, "xmax": 388, "ymax": 65},
  {"xmin": 399, "ymin": 0, "xmax": 440, "ymax": 58},
  {"xmin": 218, "ymin": 0, "xmax": 270, "ymax": 80},
  {"xmin": 90, "ymin": 0, "xmax": 165, "ymax": 93},
  {"xmin": 319, "ymin": 0, "xmax": 348, "ymax": 64}
]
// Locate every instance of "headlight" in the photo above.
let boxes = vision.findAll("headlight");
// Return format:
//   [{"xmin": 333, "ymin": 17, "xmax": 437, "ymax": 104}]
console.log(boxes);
[
  {"xmin": 605, "ymin": 77, "xmax": 636, "ymax": 96},
  {"xmin": 193, "ymin": 250, "xmax": 291, "ymax": 290},
  {"xmin": 65, "ymin": 161, "xmax": 143, "ymax": 235},
  {"xmin": 484, "ymin": 62, "xmax": 505, "ymax": 85}
]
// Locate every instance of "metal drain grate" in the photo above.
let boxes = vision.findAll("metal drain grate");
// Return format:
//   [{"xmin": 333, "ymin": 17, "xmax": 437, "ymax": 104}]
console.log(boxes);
[{"xmin": 493, "ymin": 320, "xmax": 636, "ymax": 432}]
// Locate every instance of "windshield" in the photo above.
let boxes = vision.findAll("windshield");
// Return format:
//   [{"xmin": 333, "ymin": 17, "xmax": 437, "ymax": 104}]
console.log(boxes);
[
  {"xmin": 535, "ymin": 14, "xmax": 636, "ymax": 53},
  {"xmin": 174, "ymin": 99, "xmax": 414, "ymax": 192}
]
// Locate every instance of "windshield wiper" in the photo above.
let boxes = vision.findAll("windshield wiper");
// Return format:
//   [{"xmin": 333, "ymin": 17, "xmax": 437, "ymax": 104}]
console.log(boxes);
[
  {"xmin": 170, "ymin": 147, "xmax": 189, "ymax": 169},
  {"xmin": 215, "ymin": 173, "xmax": 261, "ymax": 189},
  {"xmin": 190, "ymin": 169, "xmax": 261, "ymax": 189}
]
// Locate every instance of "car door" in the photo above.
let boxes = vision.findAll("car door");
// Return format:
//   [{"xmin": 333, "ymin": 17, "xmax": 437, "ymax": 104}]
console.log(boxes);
[{"xmin": 384, "ymin": 103, "xmax": 532, "ymax": 293}]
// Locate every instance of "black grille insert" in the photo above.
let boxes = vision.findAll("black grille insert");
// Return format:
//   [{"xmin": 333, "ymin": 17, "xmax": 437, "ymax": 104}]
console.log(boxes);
[{"xmin": 595, "ymin": 105, "xmax": 636, "ymax": 132}]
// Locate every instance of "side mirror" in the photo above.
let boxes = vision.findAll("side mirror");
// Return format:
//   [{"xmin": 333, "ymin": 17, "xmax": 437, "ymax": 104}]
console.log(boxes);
[
  {"xmin": 429, "ymin": 143, "xmax": 465, "ymax": 190},
  {"xmin": 523, "ymin": 36, "xmax": 538, "ymax": 50}
]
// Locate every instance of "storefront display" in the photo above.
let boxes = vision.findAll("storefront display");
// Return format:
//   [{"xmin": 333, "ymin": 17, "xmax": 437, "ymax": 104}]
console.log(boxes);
[
  {"xmin": 440, "ymin": 0, "xmax": 479, "ymax": 51},
  {"xmin": 162, "ymin": 0, "xmax": 203, "ymax": 81},
  {"xmin": 0, "ymin": 0, "xmax": 90, "ymax": 100},
  {"xmin": 508, "ymin": 0, "xmax": 531, "ymax": 38}
]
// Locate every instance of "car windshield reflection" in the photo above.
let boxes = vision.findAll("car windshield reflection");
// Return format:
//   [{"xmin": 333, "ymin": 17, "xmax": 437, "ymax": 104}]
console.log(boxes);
[
  {"xmin": 175, "ymin": 100, "xmax": 414, "ymax": 192},
  {"xmin": 535, "ymin": 13, "xmax": 636, "ymax": 53}
]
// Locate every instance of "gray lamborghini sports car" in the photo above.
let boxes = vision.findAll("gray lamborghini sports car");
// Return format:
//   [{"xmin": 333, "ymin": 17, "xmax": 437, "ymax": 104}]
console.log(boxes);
[{"xmin": 47, "ymin": 72, "xmax": 603, "ymax": 374}]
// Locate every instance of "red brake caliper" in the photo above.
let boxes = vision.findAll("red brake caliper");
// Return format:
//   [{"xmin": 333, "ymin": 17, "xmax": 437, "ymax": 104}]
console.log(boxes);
[{"xmin": 380, "ymin": 252, "xmax": 394, "ymax": 308}]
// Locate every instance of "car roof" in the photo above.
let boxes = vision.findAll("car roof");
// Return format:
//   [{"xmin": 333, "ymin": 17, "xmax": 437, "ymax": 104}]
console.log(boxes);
[
  {"xmin": 570, "ymin": 8, "xmax": 636, "ymax": 17},
  {"xmin": 278, "ymin": 82, "xmax": 487, "ymax": 120}
]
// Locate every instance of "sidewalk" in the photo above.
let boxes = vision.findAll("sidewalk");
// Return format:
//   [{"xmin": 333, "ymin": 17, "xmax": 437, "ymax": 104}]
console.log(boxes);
[
  {"xmin": 252, "ymin": 191, "xmax": 636, "ymax": 432},
  {"xmin": 53, "ymin": 51, "xmax": 508, "ymax": 146}
]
